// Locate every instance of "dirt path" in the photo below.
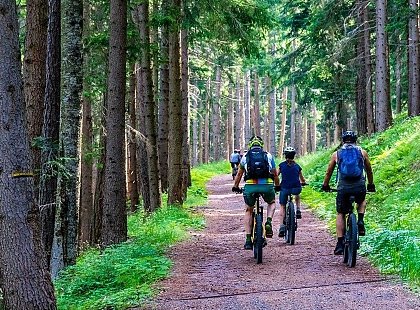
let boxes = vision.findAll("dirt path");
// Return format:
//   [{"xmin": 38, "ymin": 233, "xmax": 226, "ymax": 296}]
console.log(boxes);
[{"xmin": 141, "ymin": 174, "xmax": 420, "ymax": 310}]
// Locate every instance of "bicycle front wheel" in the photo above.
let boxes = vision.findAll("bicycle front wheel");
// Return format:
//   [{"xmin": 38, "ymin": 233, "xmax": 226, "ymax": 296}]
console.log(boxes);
[
  {"xmin": 347, "ymin": 213, "xmax": 358, "ymax": 267},
  {"xmin": 285, "ymin": 202, "xmax": 296, "ymax": 245},
  {"xmin": 254, "ymin": 213, "xmax": 263, "ymax": 264}
]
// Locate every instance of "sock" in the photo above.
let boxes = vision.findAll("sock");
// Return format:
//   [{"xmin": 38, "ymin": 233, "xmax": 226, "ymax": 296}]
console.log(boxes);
[
  {"xmin": 267, "ymin": 217, "xmax": 272, "ymax": 223},
  {"xmin": 338, "ymin": 236, "xmax": 344, "ymax": 244},
  {"xmin": 358, "ymin": 213, "xmax": 364, "ymax": 223},
  {"xmin": 246, "ymin": 234, "xmax": 251, "ymax": 241}
]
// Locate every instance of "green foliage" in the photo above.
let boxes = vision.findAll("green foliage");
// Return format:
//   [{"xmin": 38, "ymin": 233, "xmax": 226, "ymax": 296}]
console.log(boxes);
[
  {"xmin": 54, "ymin": 162, "xmax": 225, "ymax": 309},
  {"xmin": 301, "ymin": 115, "xmax": 420, "ymax": 289}
]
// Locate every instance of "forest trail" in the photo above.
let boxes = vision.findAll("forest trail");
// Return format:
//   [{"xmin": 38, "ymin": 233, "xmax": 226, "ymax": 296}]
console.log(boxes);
[{"xmin": 140, "ymin": 174, "xmax": 420, "ymax": 310}]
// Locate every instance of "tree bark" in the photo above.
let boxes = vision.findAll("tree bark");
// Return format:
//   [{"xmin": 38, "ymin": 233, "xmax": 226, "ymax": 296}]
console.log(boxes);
[
  {"xmin": 102, "ymin": 0, "xmax": 128, "ymax": 246},
  {"xmin": 0, "ymin": 1, "xmax": 57, "ymax": 306}
]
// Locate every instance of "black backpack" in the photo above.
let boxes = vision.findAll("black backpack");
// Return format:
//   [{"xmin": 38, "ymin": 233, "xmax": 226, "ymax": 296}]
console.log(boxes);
[{"xmin": 245, "ymin": 147, "xmax": 271, "ymax": 180}]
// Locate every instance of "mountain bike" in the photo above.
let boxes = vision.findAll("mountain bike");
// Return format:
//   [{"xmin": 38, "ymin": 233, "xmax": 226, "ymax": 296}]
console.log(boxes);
[
  {"xmin": 232, "ymin": 163, "xmax": 238, "ymax": 180},
  {"xmin": 327, "ymin": 188, "xmax": 359, "ymax": 267},
  {"xmin": 283, "ymin": 183, "xmax": 307, "ymax": 245},
  {"xmin": 238, "ymin": 188, "xmax": 266, "ymax": 264},
  {"xmin": 284, "ymin": 193, "xmax": 297, "ymax": 245}
]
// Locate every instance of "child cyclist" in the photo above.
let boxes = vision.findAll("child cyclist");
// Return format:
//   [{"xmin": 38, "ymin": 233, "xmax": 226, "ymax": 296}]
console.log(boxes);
[{"xmin": 277, "ymin": 147, "xmax": 307, "ymax": 237}]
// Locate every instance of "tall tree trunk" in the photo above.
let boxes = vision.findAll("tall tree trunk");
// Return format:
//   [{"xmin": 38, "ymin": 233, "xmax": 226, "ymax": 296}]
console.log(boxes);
[
  {"xmin": 253, "ymin": 72, "xmax": 261, "ymax": 137},
  {"xmin": 213, "ymin": 66, "xmax": 221, "ymax": 160},
  {"xmin": 127, "ymin": 65, "xmax": 139, "ymax": 212},
  {"xmin": 135, "ymin": 1, "xmax": 161, "ymax": 212},
  {"xmin": 191, "ymin": 80, "xmax": 199, "ymax": 166},
  {"xmin": 52, "ymin": 0, "xmax": 83, "ymax": 277},
  {"xmin": 158, "ymin": 2, "xmax": 169, "ymax": 191},
  {"xmin": 244, "ymin": 70, "xmax": 251, "ymax": 141},
  {"xmin": 204, "ymin": 77, "xmax": 210, "ymax": 163},
  {"xmin": 181, "ymin": 24, "xmax": 191, "ymax": 200},
  {"xmin": 79, "ymin": 1, "xmax": 94, "ymax": 245},
  {"xmin": 363, "ymin": 0, "xmax": 374, "ymax": 134},
  {"xmin": 39, "ymin": 0, "xmax": 61, "ymax": 267},
  {"xmin": 167, "ymin": 0, "xmax": 184, "ymax": 205},
  {"xmin": 408, "ymin": 0, "xmax": 420, "ymax": 116},
  {"xmin": 23, "ymin": 0, "xmax": 48, "ymax": 197},
  {"xmin": 278, "ymin": 87, "xmax": 287, "ymax": 158},
  {"xmin": 375, "ymin": 0, "xmax": 392, "ymax": 132},
  {"xmin": 0, "ymin": 1, "xmax": 57, "ymax": 306},
  {"xmin": 102, "ymin": 0, "xmax": 128, "ymax": 246}
]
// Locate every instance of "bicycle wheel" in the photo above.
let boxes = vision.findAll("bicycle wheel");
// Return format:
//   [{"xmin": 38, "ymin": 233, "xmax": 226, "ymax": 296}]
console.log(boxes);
[
  {"xmin": 285, "ymin": 202, "xmax": 296, "ymax": 245},
  {"xmin": 255, "ymin": 213, "xmax": 263, "ymax": 264},
  {"xmin": 347, "ymin": 213, "xmax": 358, "ymax": 267}
]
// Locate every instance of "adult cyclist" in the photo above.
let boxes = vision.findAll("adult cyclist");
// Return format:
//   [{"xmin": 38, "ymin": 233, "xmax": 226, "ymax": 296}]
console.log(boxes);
[
  {"xmin": 230, "ymin": 149, "xmax": 241, "ymax": 177},
  {"xmin": 232, "ymin": 136, "xmax": 281, "ymax": 250},
  {"xmin": 321, "ymin": 131, "xmax": 376, "ymax": 255}
]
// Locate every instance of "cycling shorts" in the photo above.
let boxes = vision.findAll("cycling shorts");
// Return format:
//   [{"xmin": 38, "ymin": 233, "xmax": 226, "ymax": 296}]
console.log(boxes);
[
  {"xmin": 336, "ymin": 185, "xmax": 366, "ymax": 214},
  {"xmin": 279, "ymin": 187, "xmax": 302, "ymax": 206},
  {"xmin": 243, "ymin": 184, "xmax": 275, "ymax": 207}
]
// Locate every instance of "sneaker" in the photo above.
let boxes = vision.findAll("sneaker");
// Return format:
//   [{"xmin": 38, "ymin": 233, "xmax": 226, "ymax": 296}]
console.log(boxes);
[
  {"xmin": 334, "ymin": 241, "xmax": 344, "ymax": 255},
  {"xmin": 358, "ymin": 221, "xmax": 366, "ymax": 236},
  {"xmin": 296, "ymin": 209, "xmax": 302, "ymax": 219},
  {"xmin": 278, "ymin": 225, "xmax": 285, "ymax": 237},
  {"xmin": 244, "ymin": 240, "xmax": 253, "ymax": 250},
  {"xmin": 265, "ymin": 221, "xmax": 273, "ymax": 238}
]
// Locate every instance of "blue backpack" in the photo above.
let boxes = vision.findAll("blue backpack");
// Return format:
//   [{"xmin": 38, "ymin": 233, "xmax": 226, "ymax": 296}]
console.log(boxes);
[
  {"xmin": 245, "ymin": 147, "xmax": 271, "ymax": 180},
  {"xmin": 337, "ymin": 145, "xmax": 364, "ymax": 180}
]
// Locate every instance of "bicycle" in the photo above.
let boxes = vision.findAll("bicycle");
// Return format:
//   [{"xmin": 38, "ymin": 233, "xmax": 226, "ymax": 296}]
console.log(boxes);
[
  {"xmin": 232, "ymin": 163, "xmax": 238, "ymax": 180},
  {"xmin": 328, "ymin": 188, "xmax": 359, "ymax": 267},
  {"xmin": 238, "ymin": 188, "xmax": 266, "ymax": 264},
  {"xmin": 283, "ymin": 183, "xmax": 307, "ymax": 245}
]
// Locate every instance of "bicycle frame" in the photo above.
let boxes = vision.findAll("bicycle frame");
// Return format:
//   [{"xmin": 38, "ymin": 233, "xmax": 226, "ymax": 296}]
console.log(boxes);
[
  {"xmin": 284, "ymin": 193, "xmax": 297, "ymax": 245},
  {"xmin": 343, "ymin": 195, "xmax": 359, "ymax": 267},
  {"xmin": 251, "ymin": 193, "xmax": 265, "ymax": 264}
]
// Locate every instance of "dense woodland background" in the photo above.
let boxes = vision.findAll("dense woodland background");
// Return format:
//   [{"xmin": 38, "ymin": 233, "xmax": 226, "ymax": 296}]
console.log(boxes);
[{"xmin": 1, "ymin": 0, "xmax": 420, "ymax": 307}]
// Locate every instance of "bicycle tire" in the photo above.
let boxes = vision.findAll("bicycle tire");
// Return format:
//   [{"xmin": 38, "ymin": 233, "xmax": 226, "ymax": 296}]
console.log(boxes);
[
  {"xmin": 255, "ymin": 213, "xmax": 263, "ymax": 264},
  {"xmin": 285, "ymin": 202, "xmax": 296, "ymax": 245},
  {"xmin": 347, "ymin": 213, "xmax": 358, "ymax": 267}
]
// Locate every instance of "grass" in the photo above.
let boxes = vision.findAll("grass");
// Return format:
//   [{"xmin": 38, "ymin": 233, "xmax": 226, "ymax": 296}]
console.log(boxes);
[{"xmin": 54, "ymin": 161, "xmax": 229, "ymax": 309}]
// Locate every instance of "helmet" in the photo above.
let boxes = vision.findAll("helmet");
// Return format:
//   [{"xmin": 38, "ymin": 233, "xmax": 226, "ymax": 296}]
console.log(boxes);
[
  {"xmin": 342, "ymin": 130, "xmax": 357, "ymax": 143},
  {"xmin": 247, "ymin": 135, "xmax": 264, "ymax": 149},
  {"xmin": 283, "ymin": 146, "xmax": 296, "ymax": 159}
]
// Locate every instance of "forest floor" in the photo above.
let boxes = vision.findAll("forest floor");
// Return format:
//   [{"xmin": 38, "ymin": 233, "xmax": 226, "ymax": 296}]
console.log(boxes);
[{"xmin": 137, "ymin": 173, "xmax": 420, "ymax": 310}]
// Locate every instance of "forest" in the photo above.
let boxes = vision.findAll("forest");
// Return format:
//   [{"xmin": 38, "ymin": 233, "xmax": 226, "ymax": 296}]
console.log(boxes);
[{"xmin": 1, "ymin": 0, "xmax": 420, "ymax": 308}]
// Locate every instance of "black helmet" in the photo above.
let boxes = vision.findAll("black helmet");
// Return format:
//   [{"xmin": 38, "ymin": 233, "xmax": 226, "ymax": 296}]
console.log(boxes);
[
  {"xmin": 247, "ymin": 135, "xmax": 264, "ymax": 148},
  {"xmin": 283, "ymin": 146, "xmax": 296, "ymax": 159},
  {"xmin": 342, "ymin": 131, "xmax": 357, "ymax": 143}
]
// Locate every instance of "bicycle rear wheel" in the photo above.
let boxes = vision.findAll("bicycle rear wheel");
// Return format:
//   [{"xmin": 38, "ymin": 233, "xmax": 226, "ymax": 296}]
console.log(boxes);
[
  {"xmin": 285, "ymin": 202, "xmax": 296, "ymax": 245},
  {"xmin": 347, "ymin": 213, "xmax": 358, "ymax": 267},
  {"xmin": 254, "ymin": 213, "xmax": 263, "ymax": 264}
]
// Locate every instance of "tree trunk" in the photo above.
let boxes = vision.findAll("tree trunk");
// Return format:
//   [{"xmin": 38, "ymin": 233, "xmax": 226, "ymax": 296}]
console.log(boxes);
[
  {"xmin": 0, "ymin": 1, "xmax": 57, "ymax": 306},
  {"xmin": 102, "ymin": 0, "xmax": 128, "ymax": 246},
  {"xmin": 375, "ymin": 0, "xmax": 392, "ymax": 132},
  {"xmin": 278, "ymin": 87, "xmax": 287, "ymax": 158},
  {"xmin": 213, "ymin": 66, "xmax": 222, "ymax": 160},
  {"xmin": 135, "ymin": 1, "xmax": 161, "ymax": 212},
  {"xmin": 408, "ymin": 0, "xmax": 420, "ymax": 116},
  {"xmin": 244, "ymin": 70, "xmax": 251, "ymax": 141},
  {"xmin": 23, "ymin": 0, "xmax": 48, "ymax": 197},
  {"xmin": 39, "ymin": 0, "xmax": 61, "ymax": 267},
  {"xmin": 167, "ymin": 0, "xmax": 184, "ymax": 205},
  {"xmin": 253, "ymin": 71, "xmax": 261, "ymax": 137}
]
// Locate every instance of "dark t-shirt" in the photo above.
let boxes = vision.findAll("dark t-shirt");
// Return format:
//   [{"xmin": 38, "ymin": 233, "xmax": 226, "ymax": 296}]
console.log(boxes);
[{"xmin": 279, "ymin": 161, "xmax": 302, "ymax": 189}]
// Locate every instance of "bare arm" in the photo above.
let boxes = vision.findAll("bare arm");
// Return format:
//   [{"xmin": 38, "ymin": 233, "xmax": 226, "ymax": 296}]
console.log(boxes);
[
  {"xmin": 271, "ymin": 168, "xmax": 280, "ymax": 187},
  {"xmin": 362, "ymin": 150, "xmax": 374, "ymax": 184},
  {"xmin": 323, "ymin": 152, "xmax": 337, "ymax": 185},
  {"xmin": 233, "ymin": 168, "xmax": 244, "ymax": 188}
]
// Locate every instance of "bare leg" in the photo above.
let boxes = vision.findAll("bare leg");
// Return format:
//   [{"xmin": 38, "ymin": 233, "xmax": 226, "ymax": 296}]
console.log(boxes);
[
  {"xmin": 245, "ymin": 206, "xmax": 253, "ymax": 234},
  {"xmin": 336, "ymin": 213, "xmax": 345, "ymax": 238},
  {"xmin": 295, "ymin": 194, "xmax": 301, "ymax": 210},
  {"xmin": 266, "ymin": 201, "xmax": 276, "ymax": 219}
]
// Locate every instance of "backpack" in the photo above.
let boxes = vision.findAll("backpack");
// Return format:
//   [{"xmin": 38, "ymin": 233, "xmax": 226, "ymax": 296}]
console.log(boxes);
[
  {"xmin": 337, "ymin": 144, "xmax": 364, "ymax": 180},
  {"xmin": 245, "ymin": 147, "xmax": 271, "ymax": 179}
]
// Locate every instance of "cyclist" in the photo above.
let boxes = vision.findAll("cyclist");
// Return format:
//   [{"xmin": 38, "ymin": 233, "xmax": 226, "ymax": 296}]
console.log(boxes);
[
  {"xmin": 321, "ymin": 131, "xmax": 376, "ymax": 255},
  {"xmin": 230, "ymin": 149, "xmax": 241, "ymax": 176},
  {"xmin": 232, "ymin": 136, "xmax": 281, "ymax": 250},
  {"xmin": 277, "ymin": 146, "xmax": 307, "ymax": 237}
]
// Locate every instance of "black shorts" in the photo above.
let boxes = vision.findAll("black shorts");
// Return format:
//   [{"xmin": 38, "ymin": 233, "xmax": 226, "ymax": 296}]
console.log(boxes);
[
  {"xmin": 230, "ymin": 162, "xmax": 239, "ymax": 168},
  {"xmin": 336, "ymin": 186, "xmax": 366, "ymax": 214}
]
